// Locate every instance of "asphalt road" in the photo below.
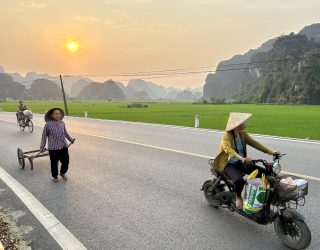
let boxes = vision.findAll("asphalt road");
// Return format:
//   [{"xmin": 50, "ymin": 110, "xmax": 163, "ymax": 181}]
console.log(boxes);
[{"xmin": 0, "ymin": 112, "xmax": 319, "ymax": 249}]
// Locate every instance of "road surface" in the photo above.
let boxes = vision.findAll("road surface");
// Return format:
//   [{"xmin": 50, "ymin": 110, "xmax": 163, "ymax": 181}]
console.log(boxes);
[{"xmin": 0, "ymin": 112, "xmax": 319, "ymax": 249}]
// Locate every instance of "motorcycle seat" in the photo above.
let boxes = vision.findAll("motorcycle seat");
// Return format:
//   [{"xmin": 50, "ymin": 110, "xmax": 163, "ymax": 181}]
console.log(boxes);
[{"xmin": 210, "ymin": 167, "xmax": 232, "ymax": 181}]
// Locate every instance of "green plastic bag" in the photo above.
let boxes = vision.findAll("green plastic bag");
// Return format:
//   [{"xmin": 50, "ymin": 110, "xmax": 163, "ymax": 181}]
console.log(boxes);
[{"xmin": 243, "ymin": 178, "xmax": 266, "ymax": 214}]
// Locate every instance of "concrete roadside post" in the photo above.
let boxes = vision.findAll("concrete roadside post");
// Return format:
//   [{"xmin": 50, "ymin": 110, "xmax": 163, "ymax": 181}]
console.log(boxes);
[
  {"xmin": 0, "ymin": 240, "xmax": 4, "ymax": 250},
  {"xmin": 195, "ymin": 114, "xmax": 200, "ymax": 128},
  {"xmin": 84, "ymin": 111, "xmax": 88, "ymax": 118}
]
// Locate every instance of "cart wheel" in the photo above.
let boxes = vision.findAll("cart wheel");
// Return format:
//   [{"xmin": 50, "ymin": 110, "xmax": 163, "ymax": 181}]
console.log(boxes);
[
  {"xmin": 17, "ymin": 148, "xmax": 25, "ymax": 169},
  {"xmin": 28, "ymin": 120, "xmax": 34, "ymax": 133},
  {"xmin": 19, "ymin": 120, "xmax": 25, "ymax": 131}
]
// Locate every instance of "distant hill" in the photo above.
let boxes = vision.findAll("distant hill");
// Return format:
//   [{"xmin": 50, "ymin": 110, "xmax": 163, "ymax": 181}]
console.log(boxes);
[
  {"xmin": 133, "ymin": 91, "xmax": 151, "ymax": 101},
  {"xmin": 0, "ymin": 68, "xmax": 203, "ymax": 101},
  {"xmin": 29, "ymin": 79, "xmax": 62, "ymax": 100},
  {"xmin": 203, "ymin": 23, "xmax": 320, "ymax": 103},
  {"xmin": 8, "ymin": 72, "xmax": 25, "ymax": 83},
  {"xmin": 78, "ymin": 80, "xmax": 125, "ymax": 100},
  {"xmin": 53, "ymin": 76, "xmax": 93, "ymax": 96},
  {"xmin": 299, "ymin": 23, "xmax": 320, "ymax": 42},
  {"xmin": 203, "ymin": 38, "xmax": 275, "ymax": 98},
  {"xmin": 175, "ymin": 90, "xmax": 195, "ymax": 101},
  {"xmin": 70, "ymin": 79, "xmax": 91, "ymax": 98},
  {"xmin": 123, "ymin": 85, "xmax": 136, "ymax": 100},
  {"xmin": 239, "ymin": 32, "xmax": 320, "ymax": 104},
  {"xmin": 166, "ymin": 90, "xmax": 179, "ymax": 100},
  {"xmin": 128, "ymin": 79, "xmax": 167, "ymax": 99},
  {"xmin": 0, "ymin": 73, "xmax": 26, "ymax": 100}
]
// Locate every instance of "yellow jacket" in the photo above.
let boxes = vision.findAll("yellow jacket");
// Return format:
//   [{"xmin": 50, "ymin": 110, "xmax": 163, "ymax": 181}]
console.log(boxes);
[{"xmin": 212, "ymin": 131, "xmax": 273, "ymax": 171}]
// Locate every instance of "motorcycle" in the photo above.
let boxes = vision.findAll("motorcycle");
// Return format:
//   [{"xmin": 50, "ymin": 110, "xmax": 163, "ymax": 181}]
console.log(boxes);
[
  {"xmin": 17, "ymin": 110, "xmax": 34, "ymax": 133},
  {"xmin": 201, "ymin": 154, "xmax": 311, "ymax": 250}
]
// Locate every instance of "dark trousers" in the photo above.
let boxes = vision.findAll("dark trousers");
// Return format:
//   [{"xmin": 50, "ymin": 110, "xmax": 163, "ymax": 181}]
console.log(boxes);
[
  {"xmin": 49, "ymin": 147, "xmax": 69, "ymax": 178},
  {"xmin": 224, "ymin": 162, "xmax": 265, "ymax": 196}
]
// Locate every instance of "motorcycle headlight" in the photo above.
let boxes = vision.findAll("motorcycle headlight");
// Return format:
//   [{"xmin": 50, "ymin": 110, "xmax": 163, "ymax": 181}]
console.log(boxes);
[{"xmin": 272, "ymin": 162, "xmax": 281, "ymax": 174}]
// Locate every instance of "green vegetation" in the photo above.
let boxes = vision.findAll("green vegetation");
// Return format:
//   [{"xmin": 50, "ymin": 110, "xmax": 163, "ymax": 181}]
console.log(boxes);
[
  {"xmin": 240, "ymin": 33, "xmax": 320, "ymax": 104},
  {"xmin": 127, "ymin": 103, "xmax": 149, "ymax": 108},
  {"xmin": 1, "ymin": 101, "xmax": 319, "ymax": 140}
]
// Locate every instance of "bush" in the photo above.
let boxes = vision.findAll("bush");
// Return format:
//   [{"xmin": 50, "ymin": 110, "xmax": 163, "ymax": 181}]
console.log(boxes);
[
  {"xmin": 127, "ymin": 103, "xmax": 148, "ymax": 108},
  {"xmin": 194, "ymin": 97, "xmax": 226, "ymax": 104}
]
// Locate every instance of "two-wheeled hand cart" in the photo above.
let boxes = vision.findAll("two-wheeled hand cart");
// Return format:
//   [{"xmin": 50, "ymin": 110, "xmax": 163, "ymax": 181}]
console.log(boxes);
[{"xmin": 17, "ymin": 142, "xmax": 73, "ymax": 170}]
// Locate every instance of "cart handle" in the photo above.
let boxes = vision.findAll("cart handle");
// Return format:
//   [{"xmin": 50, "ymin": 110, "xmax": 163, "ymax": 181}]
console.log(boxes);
[{"xmin": 31, "ymin": 140, "xmax": 75, "ymax": 160}]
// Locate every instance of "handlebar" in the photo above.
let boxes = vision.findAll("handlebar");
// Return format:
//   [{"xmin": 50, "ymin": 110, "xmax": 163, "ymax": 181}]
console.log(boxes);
[
  {"xmin": 273, "ymin": 153, "xmax": 286, "ymax": 162},
  {"xmin": 67, "ymin": 139, "xmax": 75, "ymax": 148},
  {"xmin": 37, "ymin": 139, "xmax": 75, "ymax": 159},
  {"xmin": 251, "ymin": 159, "xmax": 267, "ymax": 165},
  {"xmin": 208, "ymin": 153, "xmax": 285, "ymax": 170},
  {"xmin": 251, "ymin": 153, "xmax": 286, "ymax": 166}
]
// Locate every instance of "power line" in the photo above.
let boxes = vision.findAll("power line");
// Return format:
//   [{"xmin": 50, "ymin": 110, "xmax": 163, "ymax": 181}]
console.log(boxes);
[
  {"xmin": 11, "ymin": 54, "xmax": 320, "ymax": 83},
  {"xmin": 69, "ymin": 54, "xmax": 320, "ymax": 79}
]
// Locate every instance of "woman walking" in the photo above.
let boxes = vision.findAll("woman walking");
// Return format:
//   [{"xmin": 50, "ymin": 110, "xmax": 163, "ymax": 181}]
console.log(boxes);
[{"xmin": 40, "ymin": 108, "xmax": 75, "ymax": 182}]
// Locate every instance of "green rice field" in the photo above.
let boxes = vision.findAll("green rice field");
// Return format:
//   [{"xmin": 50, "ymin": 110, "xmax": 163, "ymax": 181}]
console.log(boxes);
[{"xmin": 1, "ymin": 101, "xmax": 319, "ymax": 140}]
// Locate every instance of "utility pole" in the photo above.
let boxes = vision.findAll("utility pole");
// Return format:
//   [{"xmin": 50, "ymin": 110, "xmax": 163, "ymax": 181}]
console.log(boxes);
[{"xmin": 59, "ymin": 75, "xmax": 69, "ymax": 116}]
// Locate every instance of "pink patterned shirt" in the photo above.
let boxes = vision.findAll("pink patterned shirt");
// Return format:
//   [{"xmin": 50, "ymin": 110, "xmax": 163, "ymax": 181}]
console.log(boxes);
[{"xmin": 40, "ymin": 121, "xmax": 72, "ymax": 151}]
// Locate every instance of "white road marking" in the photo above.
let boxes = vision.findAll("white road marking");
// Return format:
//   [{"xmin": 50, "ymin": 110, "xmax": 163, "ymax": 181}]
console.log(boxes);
[
  {"xmin": 74, "ymin": 131, "xmax": 211, "ymax": 159},
  {"xmin": 62, "ymin": 115, "xmax": 320, "ymax": 145},
  {"xmin": 1, "ymin": 113, "xmax": 320, "ymax": 144},
  {"xmin": 73, "ymin": 131, "xmax": 320, "ymax": 182},
  {"xmin": 0, "ymin": 167, "xmax": 87, "ymax": 250},
  {"xmin": 1, "ymin": 117, "xmax": 320, "ymax": 182}
]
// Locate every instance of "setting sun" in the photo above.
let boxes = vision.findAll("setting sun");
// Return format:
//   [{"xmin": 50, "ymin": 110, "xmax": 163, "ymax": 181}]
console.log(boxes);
[{"xmin": 66, "ymin": 41, "xmax": 79, "ymax": 52}]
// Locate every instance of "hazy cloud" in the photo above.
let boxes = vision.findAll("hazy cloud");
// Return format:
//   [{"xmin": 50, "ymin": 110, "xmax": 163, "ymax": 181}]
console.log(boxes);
[
  {"xmin": 73, "ymin": 16, "xmax": 99, "ymax": 23},
  {"xmin": 195, "ymin": 0, "xmax": 316, "ymax": 9},
  {"xmin": 103, "ymin": 0, "xmax": 152, "ymax": 4},
  {"xmin": 4, "ymin": 1, "xmax": 48, "ymax": 11},
  {"xmin": 24, "ymin": 1, "xmax": 48, "ymax": 9}
]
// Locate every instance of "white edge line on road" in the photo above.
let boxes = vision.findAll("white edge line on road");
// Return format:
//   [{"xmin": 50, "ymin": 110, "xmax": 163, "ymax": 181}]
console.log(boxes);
[
  {"xmin": 0, "ymin": 167, "xmax": 87, "ymax": 250},
  {"xmin": 67, "ymin": 115, "xmax": 320, "ymax": 145},
  {"xmin": 1, "ymin": 117, "xmax": 320, "ymax": 182},
  {"xmin": 1, "ymin": 112, "xmax": 320, "ymax": 145}
]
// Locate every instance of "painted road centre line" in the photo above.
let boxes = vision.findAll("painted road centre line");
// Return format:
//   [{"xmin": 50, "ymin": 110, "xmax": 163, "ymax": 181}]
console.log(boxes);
[
  {"xmin": 73, "ymin": 131, "xmax": 320, "ymax": 182},
  {"xmin": 1, "ymin": 118, "xmax": 320, "ymax": 182}
]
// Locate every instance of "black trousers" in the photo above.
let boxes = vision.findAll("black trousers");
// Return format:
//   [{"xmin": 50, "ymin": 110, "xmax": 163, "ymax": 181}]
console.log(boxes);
[
  {"xmin": 224, "ymin": 162, "xmax": 265, "ymax": 196},
  {"xmin": 49, "ymin": 147, "xmax": 69, "ymax": 178}
]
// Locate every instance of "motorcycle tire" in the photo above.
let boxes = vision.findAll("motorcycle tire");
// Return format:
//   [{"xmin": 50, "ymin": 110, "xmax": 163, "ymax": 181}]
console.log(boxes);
[
  {"xmin": 203, "ymin": 179, "xmax": 224, "ymax": 208},
  {"xmin": 19, "ymin": 120, "xmax": 25, "ymax": 131},
  {"xmin": 28, "ymin": 120, "xmax": 33, "ymax": 133},
  {"xmin": 274, "ymin": 216, "xmax": 311, "ymax": 250}
]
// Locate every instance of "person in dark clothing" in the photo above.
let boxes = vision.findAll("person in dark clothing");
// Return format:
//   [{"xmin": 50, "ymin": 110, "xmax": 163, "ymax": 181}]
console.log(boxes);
[{"xmin": 16, "ymin": 100, "xmax": 29, "ymax": 123}]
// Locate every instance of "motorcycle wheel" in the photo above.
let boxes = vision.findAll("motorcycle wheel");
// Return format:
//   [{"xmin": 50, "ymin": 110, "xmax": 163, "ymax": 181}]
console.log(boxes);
[
  {"xmin": 19, "ymin": 120, "xmax": 25, "ymax": 131},
  {"xmin": 203, "ymin": 179, "xmax": 224, "ymax": 208},
  {"xmin": 274, "ymin": 216, "xmax": 311, "ymax": 250},
  {"xmin": 28, "ymin": 120, "xmax": 33, "ymax": 133}
]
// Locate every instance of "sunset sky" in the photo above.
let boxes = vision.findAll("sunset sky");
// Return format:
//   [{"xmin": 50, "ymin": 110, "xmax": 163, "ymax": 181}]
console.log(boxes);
[{"xmin": 1, "ymin": 0, "xmax": 320, "ymax": 88}]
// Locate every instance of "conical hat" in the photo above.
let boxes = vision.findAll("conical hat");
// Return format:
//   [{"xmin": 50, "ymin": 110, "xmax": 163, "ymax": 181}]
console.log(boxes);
[
  {"xmin": 44, "ymin": 108, "xmax": 65, "ymax": 122},
  {"xmin": 226, "ymin": 112, "xmax": 252, "ymax": 131}
]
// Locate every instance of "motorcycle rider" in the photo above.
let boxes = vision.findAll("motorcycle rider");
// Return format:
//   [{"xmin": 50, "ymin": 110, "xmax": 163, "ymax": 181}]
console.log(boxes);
[
  {"xmin": 16, "ymin": 100, "xmax": 30, "ymax": 123},
  {"xmin": 212, "ymin": 112, "xmax": 280, "ymax": 209}
]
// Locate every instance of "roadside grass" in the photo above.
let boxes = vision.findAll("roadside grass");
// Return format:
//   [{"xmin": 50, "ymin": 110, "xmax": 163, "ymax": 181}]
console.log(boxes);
[{"xmin": 1, "ymin": 101, "xmax": 319, "ymax": 140}]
